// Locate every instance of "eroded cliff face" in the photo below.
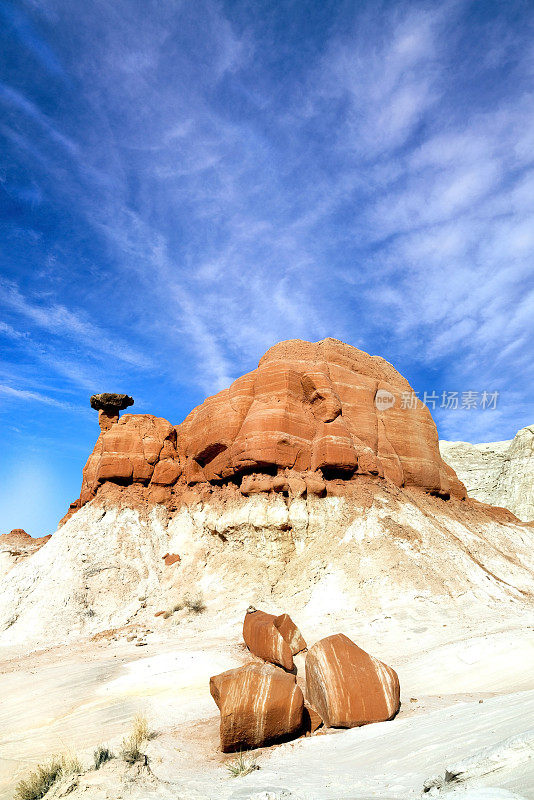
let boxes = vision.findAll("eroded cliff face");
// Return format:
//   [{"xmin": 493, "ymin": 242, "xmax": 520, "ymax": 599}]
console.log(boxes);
[
  {"xmin": 440, "ymin": 425, "xmax": 534, "ymax": 521},
  {"xmin": 1, "ymin": 482, "xmax": 532, "ymax": 651},
  {"xmin": 2, "ymin": 339, "xmax": 533, "ymax": 651},
  {"xmin": 64, "ymin": 338, "xmax": 465, "ymax": 522}
]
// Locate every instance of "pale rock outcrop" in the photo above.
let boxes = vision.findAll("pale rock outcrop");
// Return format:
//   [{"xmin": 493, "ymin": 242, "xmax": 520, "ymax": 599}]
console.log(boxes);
[
  {"xmin": 440, "ymin": 425, "xmax": 534, "ymax": 521},
  {"xmin": 210, "ymin": 661, "xmax": 304, "ymax": 751},
  {"xmin": 243, "ymin": 608, "xmax": 306, "ymax": 670},
  {"xmin": 2, "ymin": 481, "xmax": 534, "ymax": 652},
  {"xmin": 305, "ymin": 633, "xmax": 400, "ymax": 727},
  {"xmin": 0, "ymin": 530, "xmax": 51, "ymax": 580}
]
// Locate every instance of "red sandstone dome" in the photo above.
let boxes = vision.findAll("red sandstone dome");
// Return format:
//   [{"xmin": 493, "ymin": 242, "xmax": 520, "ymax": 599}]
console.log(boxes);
[{"xmin": 66, "ymin": 338, "xmax": 465, "ymax": 519}]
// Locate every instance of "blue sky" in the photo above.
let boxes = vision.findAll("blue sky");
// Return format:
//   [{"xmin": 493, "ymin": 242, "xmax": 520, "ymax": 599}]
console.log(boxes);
[{"xmin": 1, "ymin": 0, "xmax": 533, "ymax": 536}]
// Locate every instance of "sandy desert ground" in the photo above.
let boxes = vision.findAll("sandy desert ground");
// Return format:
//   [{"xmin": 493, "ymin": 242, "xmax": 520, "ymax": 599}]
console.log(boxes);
[{"xmin": 1, "ymin": 597, "xmax": 533, "ymax": 800}]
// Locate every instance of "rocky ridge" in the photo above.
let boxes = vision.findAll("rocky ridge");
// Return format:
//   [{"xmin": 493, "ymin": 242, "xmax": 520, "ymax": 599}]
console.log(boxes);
[
  {"xmin": 1, "ymin": 339, "xmax": 534, "ymax": 800},
  {"xmin": 2, "ymin": 338, "xmax": 533, "ymax": 652},
  {"xmin": 440, "ymin": 425, "xmax": 534, "ymax": 521}
]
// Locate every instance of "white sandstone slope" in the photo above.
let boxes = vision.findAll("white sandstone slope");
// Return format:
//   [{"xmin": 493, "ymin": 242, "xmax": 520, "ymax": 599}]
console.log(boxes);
[
  {"xmin": 1, "ymin": 486, "xmax": 533, "ymax": 800},
  {"xmin": 440, "ymin": 425, "xmax": 534, "ymax": 521},
  {"xmin": 1, "ymin": 482, "xmax": 533, "ymax": 652}
]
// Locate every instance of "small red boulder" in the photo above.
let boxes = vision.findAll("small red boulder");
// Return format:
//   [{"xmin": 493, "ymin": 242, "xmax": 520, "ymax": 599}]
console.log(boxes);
[{"xmin": 243, "ymin": 608, "xmax": 307, "ymax": 671}]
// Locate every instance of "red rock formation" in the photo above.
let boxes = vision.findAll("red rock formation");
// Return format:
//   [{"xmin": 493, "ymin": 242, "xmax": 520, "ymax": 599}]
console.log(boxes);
[
  {"xmin": 163, "ymin": 553, "xmax": 181, "ymax": 566},
  {"xmin": 243, "ymin": 608, "xmax": 307, "ymax": 670},
  {"xmin": 0, "ymin": 529, "xmax": 51, "ymax": 547},
  {"xmin": 64, "ymin": 338, "xmax": 466, "ymax": 519},
  {"xmin": 305, "ymin": 633, "xmax": 400, "ymax": 728},
  {"xmin": 303, "ymin": 702, "xmax": 323, "ymax": 734},
  {"xmin": 77, "ymin": 415, "xmax": 180, "ymax": 507},
  {"xmin": 210, "ymin": 661, "xmax": 304, "ymax": 751},
  {"xmin": 179, "ymin": 338, "xmax": 464, "ymax": 498},
  {"xmin": 2, "ymin": 529, "xmax": 32, "ymax": 543}
]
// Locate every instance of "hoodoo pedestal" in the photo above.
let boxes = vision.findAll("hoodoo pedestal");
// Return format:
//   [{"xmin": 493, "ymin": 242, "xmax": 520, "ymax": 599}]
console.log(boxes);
[{"xmin": 90, "ymin": 393, "xmax": 134, "ymax": 432}]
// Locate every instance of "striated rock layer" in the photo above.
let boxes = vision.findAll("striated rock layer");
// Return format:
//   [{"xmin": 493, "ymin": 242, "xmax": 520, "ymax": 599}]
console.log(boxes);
[
  {"xmin": 64, "ymin": 338, "xmax": 465, "ymax": 522},
  {"xmin": 440, "ymin": 425, "xmax": 534, "ymax": 521},
  {"xmin": 3, "ymin": 338, "xmax": 532, "ymax": 653},
  {"xmin": 2, "ymin": 480, "xmax": 532, "ymax": 651}
]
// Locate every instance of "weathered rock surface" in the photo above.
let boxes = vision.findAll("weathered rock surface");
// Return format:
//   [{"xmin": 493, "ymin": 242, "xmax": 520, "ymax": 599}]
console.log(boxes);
[
  {"xmin": 179, "ymin": 338, "xmax": 465, "ymax": 498},
  {"xmin": 305, "ymin": 633, "xmax": 400, "ymax": 728},
  {"xmin": 66, "ymin": 339, "xmax": 466, "ymax": 519},
  {"xmin": 0, "ymin": 528, "xmax": 50, "ymax": 552},
  {"xmin": 440, "ymin": 426, "xmax": 534, "ymax": 521},
  {"xmin": 72, "ymin": 415, "xmax": 180, "ymax": 511},
  {"xmin": 243, "ymin": 608, "xmax": 306, "ymax": 670},
  {"xmin": 0, "ymin": 529, "xmax": 50, "ymax": 551},
  {"xmin": 303, "ymin": 701, "xmax": 323, "ymax": 734},
  {"xmin": 3, "ymin": 344, "xmax": 533, "ymax": 656},
  {"xmin": 2, "ymin": 480, "xmax": 534, "ymax": 651},
  {"xmin": 210, "ymin": 661, "xmax": 304, "ymax": 751}
]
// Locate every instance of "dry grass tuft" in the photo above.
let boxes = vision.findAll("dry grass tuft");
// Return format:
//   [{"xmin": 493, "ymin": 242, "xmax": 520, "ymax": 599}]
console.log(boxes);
[
  {"xmin": 185, "ymin": 594, "xmax": 206, "ymax": 614},
  {"xmin": 120, "ymin": 714, "xmax": 152, "ymax": 765},
  {"xmin": 14, "ymin": 754, "xmax": 81, "ymax": 800},
  {"xmin": 163, "ymin": 593, "xmax": 206, "ymax": 619},
  {"xmin": 226, "ymin": 751, "xmax": 260, "ymax": 778},
  {"xmin": 93, "ymin": 745, "xmax": 114, "ymax": 770}
]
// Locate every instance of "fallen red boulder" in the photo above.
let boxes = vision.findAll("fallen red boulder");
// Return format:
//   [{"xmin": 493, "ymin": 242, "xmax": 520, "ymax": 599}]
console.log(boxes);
[
  {"xmin": 305, "ymin": 633, "xmax": 400, "ymax": 727},
  {"xmin": 243, "ymin": 608, "xmax": 306, "ymax": 671},
  {"xmin": 210, "ymin": 661, "xmax": 304, "ymax": 751}
]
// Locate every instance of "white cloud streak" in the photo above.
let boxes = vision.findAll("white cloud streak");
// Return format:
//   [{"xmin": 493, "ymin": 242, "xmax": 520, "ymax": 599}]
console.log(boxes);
[{"xmin": 2, "ymin": 0, "xmax": 533, "ymax": 441}]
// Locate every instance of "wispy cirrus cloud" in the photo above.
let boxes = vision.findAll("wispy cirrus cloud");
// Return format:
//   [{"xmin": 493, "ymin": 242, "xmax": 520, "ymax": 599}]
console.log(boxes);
[
  {"xmin": 1, "ymin": 0, "xmax": 533, "ymax": 455},
  {"xmin": 0, "ymin": 383, "xmax": 82, "ymax": 411},
  {"xmin": 0, "ymin": 279, "xmax": 151, "ymax": 369}
]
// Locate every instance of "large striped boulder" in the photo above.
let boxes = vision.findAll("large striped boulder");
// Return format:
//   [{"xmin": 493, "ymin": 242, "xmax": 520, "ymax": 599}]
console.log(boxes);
[
  {"xmin": 305, "ymin": 633, "xmax": 400, "ymax": 728},
  {"xmin": 210, "ymin": 661, "xmax": 304, "ymax": 751}
]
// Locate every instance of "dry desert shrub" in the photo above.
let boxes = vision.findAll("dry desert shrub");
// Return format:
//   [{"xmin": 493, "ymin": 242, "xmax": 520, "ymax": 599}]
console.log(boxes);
[
  {"xmin": 226, "ymin": 751, "xmax": 259, "ymax": 778},
  {"xmin": 120, "ymin": 713, "xmax": 152, "ymax": 765},
  {"xmin": 14, "ymin": 753, "xmax": 81, "ymax": 800},
  {"xmin": 185, "ymin": 594, "xmax": 206, "ymax": 614},
  {"xmin": 163, "ymin": 593, "xmax": 206, "ymax": 619},
  {"xmin": 93, "ymin": 745, "xmax": 114, "ymax": 770}
]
